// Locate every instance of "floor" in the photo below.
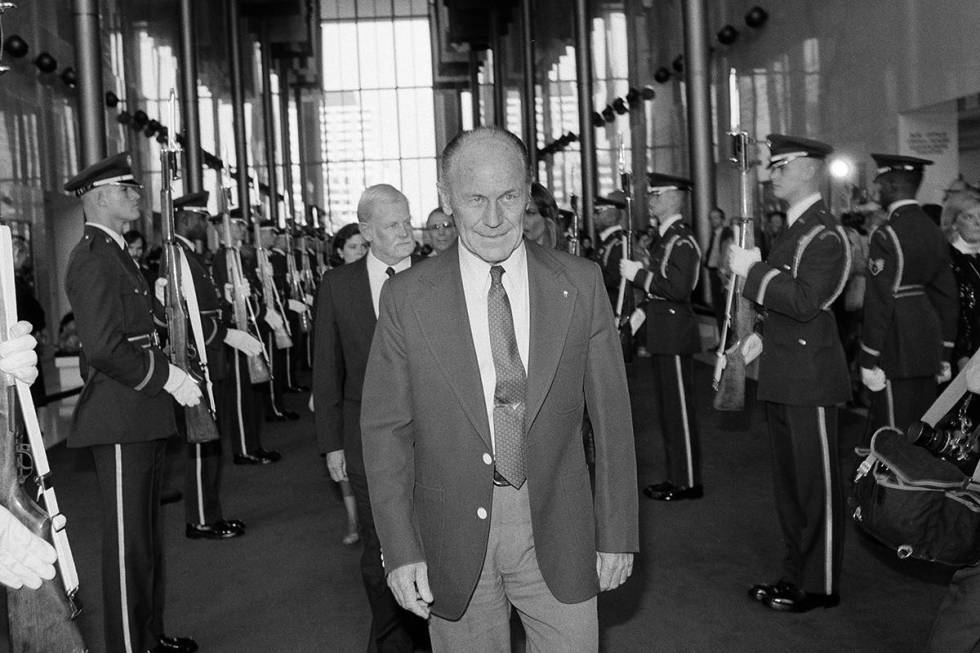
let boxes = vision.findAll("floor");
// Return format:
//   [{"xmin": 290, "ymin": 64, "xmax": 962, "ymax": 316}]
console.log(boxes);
[{"xmin": 0, "ymin": 361, "xmax": 957, "ymax": 652}]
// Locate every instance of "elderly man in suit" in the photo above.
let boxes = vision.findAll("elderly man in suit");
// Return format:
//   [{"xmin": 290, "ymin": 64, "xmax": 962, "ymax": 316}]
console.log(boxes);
[
  {"xmin": 314, "ymin": 184, "xmax": 420, "ymax": 652},
  {"xmin": 361, "ymin": 128, "xmax": 638, "ymax": 651}
]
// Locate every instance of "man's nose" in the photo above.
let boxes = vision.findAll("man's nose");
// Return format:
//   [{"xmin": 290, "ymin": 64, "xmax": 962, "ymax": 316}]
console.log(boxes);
[{"xmin": 484, "ymin": 202, "xmax": 504, "ymax": 228}]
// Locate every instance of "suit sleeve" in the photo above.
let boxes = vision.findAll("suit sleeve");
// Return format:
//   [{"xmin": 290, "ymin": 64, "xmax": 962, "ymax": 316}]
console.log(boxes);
[
  {"xmin": 361, "ymin": 283, "xmax": 424, "ymax": 572},
  {"xmin": 633, "ymin": 236, "xmax": 699, "ymax": 301},
  {"xmin": 312, "ymin": 275, "xmax": 345, "ymax": 455},
  {"xmin": 928, "ymin": 248, "xmax": 959, "ymax": 362},
  {"xmin": 584, "ymin": 264, "xmax": 639, "ymax": 553},
  {"xmin": 743, "ymin": 227, "xmax": 846, "ymax": 324},
  {"xmin": 858, "ymin": 228, "xmax": 898, "ymax": 369},
  {"xmin": 66, "ymin": 253, "xmax": 170, "ymax": 394}
]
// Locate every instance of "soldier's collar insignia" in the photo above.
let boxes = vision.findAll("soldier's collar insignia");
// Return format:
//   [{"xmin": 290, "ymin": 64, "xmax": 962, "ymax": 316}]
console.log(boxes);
[{"xmin": 868, "ymin": 258, "xmax": 885, "ymax": 276}]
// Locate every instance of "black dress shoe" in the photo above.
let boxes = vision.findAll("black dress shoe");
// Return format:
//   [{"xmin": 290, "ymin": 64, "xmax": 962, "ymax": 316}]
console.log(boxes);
[
  {"xmin": 768, "ymin": 590, "xmax": 840, "ymax": 613},
  {"xmin": 749, "ymin": 579, "xmax": 797, "ymax": 603},
  {"xmin": 643, "ymin": 481, "xmax": 674, "ymax": 495},
  {"xmin": 233, "ymin": 453, "xmax": 269, "ymax": 466},
  {"xmin": 221, "ymin": 518, "xmax": 246, "ymax": 533},
  {"xmin": 153, "ymin": 634, "xmax": 198, "ymax": 652},
  {"xmin": 254, "ymin": 448, "xmax": 282, "ymax": 463},
  {"xmin": 186, "ymin": 522, "xmax": 243, "ymax": 540},
  {"xmin": 644, "ymin": 483, "xmax": 704, "ymax": 501},
  {"xmin": 286, "ymin": 385, "xmax": 310, "ymax": 393}
]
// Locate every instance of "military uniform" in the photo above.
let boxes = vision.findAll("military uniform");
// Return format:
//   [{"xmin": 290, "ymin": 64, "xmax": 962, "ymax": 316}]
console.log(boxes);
[
  {"xmin": 265, "ymin": 242, "xmax": 293, "ymax": 411},
  {"xmin": 741, "ymin": 135, "xmax": 851, "ymax": 605},
  {"xmin": 629, "ymin": 174, "xmax": 703, "ymax": 497},
  {"xmin": 64, "ymin": 154, "xmax": 185, "ymax": 653},
  {"xmin": 860, "ymin": 154, "xmax": 958, "ymax": 439}
]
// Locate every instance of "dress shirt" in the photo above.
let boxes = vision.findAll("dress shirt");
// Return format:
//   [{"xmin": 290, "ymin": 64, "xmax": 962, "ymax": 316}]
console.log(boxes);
[
  {"xmin": 658, "ymin": 214, "xmax": 682, "ymax": 238},
  {"xmin": 887, "ymin": 199, "xmax": 919, "ymax": 216},
  {"xmin": 953, "ymin": 235, "xmax": 980, "ymax": 256},
  {"xmin": 366, "ymin": 250, "xmax": 411, "ymax": 317},
  {"xmin": 707, "ymin": 226, "xmax": 723, "ymax": 268},
  {"xmin": 458, "ymin": 241, "xmax": 530, "ymax": 453},
  {"xmin": 88, "ymin": 222, "xmax": 126, "ymax": 250},
  {"xmin": 786, "ymin": 193, "xmax": 822, "ymax": 227}
]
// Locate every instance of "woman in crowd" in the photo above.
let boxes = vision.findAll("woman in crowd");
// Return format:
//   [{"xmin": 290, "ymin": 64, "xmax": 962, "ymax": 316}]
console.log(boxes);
[
  {"xmin": 524, "ymin": 182, "xmax": 561, "ymax": 249},
  {"xmin": 122, "ymin": 229, "xmax": 157, "ymax": 287},
  {"xmin": 943, "ymin": 190, "xmax": 980, "ymax": 370}
]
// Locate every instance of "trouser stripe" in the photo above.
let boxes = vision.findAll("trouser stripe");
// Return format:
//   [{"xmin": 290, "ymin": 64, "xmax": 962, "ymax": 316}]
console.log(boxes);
[
  {"xmin": 234, "ymin": 354, "xmax": 247, "ymax": 454},
  {"xmin": 885, "ymin": 380, "xmax": 895, "ymax": 428},
  {"xmin": 266, "ymin": 333, "xmax": 282, "ymax": 416},
  {"xmin": 115, "ymin": 445, "xmax": 134, "ymax": 653},
  {"xmin": 194, "ymin": 444, "xmax": 205, "ymax": 524},
  {"xmin": 675, "ymin": 355, "xmax": 694, "ymax": 487},
  {"xmin": 816, "ymin": 406, "xmax": 833, "ymax": 595}
]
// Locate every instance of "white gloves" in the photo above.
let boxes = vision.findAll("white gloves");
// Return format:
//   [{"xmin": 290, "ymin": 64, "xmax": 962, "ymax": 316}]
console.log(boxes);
[
  {"xmin": 263, "ymin": 309, "xmax": 284, "ymax": 331},
  {"xmin": 304, "ymin": 293, "xmax": 315, "ymax": 306},
  {"xmin": 287, "ymin": 299, "xmax": 308, "ymax": 314},
  {"xmin": 937, "ymin": 361, "xmax": 952, "ymax": 384},
  {"xmin": 223, "ymin": 280, "xmax": 253, "ymax": 303},
  {"xmin": 728, "ymin": 245, "xmax": 762, "ymax": 278},
  {"xmin": 155, "ymin": 278, "xmax": 167, "ymax": 305},
  {"xmin": 224, "ymin": 328, "xmax": 263, "ymax": 356},
  {"xmin": 741, "ymin": 332, "xmax": 763, "ymax": 364},
  {"xmin": 619, "ymin": 259, "xmax": 643, "ymax": 283},
  {"xmin": 0, "ymin": 505, "xmax": 56, "ymax": 590},
  {"xmin": 861, "ymin": 366, "xmax": 887, "ymax": 392},
  {"xmin": 0, "ymin": 321, "xmax": 38, "ymax": 386},
  {"xmin": 164, "ymin": 364, "xmax": 203, "ymax": 407}
]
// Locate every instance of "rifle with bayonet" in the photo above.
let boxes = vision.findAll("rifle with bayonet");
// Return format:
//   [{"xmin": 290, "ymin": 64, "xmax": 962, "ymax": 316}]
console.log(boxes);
[
  {"xmin": 0, "ymin": 227, "xmax": 85, "ymax": 652},
  {"xmin": 159, "ymin": 90, "xmax": 220, "ymax": 443},
  {"xmin": 252, "ymin": 212, "xmax": 293, "ymax": 350},
  {"xmin": 712, "ymin": 68, "xmax": 758, "ymax": 411},
  {"xmin": 217, "ymin": 162, "xmax": 270, "ymax": 384},
  {"xmin": 284, "ymin": 225, "xmax": 311, "ymax": 334},
  {"xmin": 614, "ymin": 141, "xmax": 636, "ymax": 362},
  {"xmin": 568, "ymin": 195, "xmax": 581, "ymax": 256}
]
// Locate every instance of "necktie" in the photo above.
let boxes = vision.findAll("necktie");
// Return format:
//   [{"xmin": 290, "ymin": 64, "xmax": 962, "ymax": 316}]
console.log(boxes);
[
  {"xmin": 385, "ymin": 266, "xmax": 395, "ymax": 279},
  {"xmin": 488, "ymin": 265, "xmax": 527, "ymax": 488}
]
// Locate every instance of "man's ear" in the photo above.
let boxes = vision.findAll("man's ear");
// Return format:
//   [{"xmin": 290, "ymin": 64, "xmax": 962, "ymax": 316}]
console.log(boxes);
[
  {"xmin": 358, "ymin": 221, "xmax": 373, "ymax": 243},
  {"xmin": 437, "ymin": 182, "xmax": 453, "ymax": 216}
]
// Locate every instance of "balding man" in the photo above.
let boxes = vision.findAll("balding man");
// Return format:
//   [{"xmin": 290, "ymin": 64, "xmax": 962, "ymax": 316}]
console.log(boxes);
[
  {"xmin": 313, "ymin": 184, "xmax": 422, "ymax": 652},
  {"xmin": 425, "ymin": 208, "xmax": 457, "ymax": 255},
  {"xmin": 361, "ymin": 128, "xmax": 637, "ymax": 651}
]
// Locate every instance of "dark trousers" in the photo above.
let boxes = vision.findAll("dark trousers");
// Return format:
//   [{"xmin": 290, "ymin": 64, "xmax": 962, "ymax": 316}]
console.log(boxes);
[
  {"xmin": 708, "ymin": 268, "xmax": 725, "ymax": 332},
  {"xmin": 865, "ymin": 375, "xmax": 936, "ymax": 444},
  {"xmin": 347, "ymin": 469, "xmax": 417, "ymax": 653},
  {"xmin": 652, "ymin": 354, "xmax": 701, "ymax": 488},
  {"xmin": 928, "ymin": 563, "xmax": 980, "ymax": 652},
  {"xmin": 91, "ymin": 440, "xmax": 167, "ymax": 653},
  {"xmin": 184, "ymin": 379, "xmax": 224, "ymax": 525},
  {"xmin": 222, "ymin": 349, "xmax": 264, "ymax": 456},
  {"xmin": 764, "ymin": 403, "xmax": 844, "ymax": 596},
  {"xmin": 261, "ymin": 327, "xmax": 288, "ymax": 417}
]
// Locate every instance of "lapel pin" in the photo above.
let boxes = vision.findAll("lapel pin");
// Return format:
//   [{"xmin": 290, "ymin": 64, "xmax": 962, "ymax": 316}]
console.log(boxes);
[{"xmin": 562, "ymin": 290, "xmax": 568, "ymax": 298}]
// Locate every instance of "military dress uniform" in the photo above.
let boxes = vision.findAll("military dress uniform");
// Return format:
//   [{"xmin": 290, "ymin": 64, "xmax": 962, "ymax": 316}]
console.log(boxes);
[
  {"xmin": 860, "ymin": 154, "xmax": 958, "ymax": 439},
  {"xmin": 64, "ymin": 154, "xmax": 191, "ymax": 653},
  {"xmin": 596, "ymin": 224, "xmax": 625, "ymax": 304},
  {"xmin": 628, "ymin": 174, "xmax": 704, "ymax": 499},
  {"xmin": 742, "ymin": 136, "xmax": 851, "ymax": 607},
  {"xmin": 265, "ymin": 241, "xmax": 294, "ymax": 410}
]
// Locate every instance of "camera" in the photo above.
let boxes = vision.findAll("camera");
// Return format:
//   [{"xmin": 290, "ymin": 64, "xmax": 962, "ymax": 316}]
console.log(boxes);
[{"xmin": 908, "ymin": 421, "xmax": 980, "ymax": 474}]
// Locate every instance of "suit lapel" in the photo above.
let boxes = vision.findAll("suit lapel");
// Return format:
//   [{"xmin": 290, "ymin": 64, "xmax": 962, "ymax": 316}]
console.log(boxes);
[
  {"xmin": 524, "ymin": 242, "xmax": 576, "ymax": 430},
  {"xmin": 349, "ymin": 257, "xmax": 376, "ymax": 332},
  {"xmin": 412, "ymin": 246, "xmax": 492, "ymax": 448}
]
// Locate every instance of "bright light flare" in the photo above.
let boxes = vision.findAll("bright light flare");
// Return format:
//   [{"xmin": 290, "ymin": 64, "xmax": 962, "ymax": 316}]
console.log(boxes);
[{"xmin": 829, "ymin": 157, "xmax": 853, "ymax": 181}]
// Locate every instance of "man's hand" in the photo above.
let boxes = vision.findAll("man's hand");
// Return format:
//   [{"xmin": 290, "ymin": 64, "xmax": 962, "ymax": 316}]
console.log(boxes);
[
  {"xmin": 596, "ymin": 552, "xmax": 633, "ymax": 592},
  {"xmin": 163, "ymin": 365, "xmax": 203, "ymax": 407},
  {"xmin": 0, "ymin": 505, "xmax": 56, "ymax": 590},
  {"xmin": 619, "ymin": 259, "xmax": 643, "ymax": 283},
  {"xmin": 263, "ymin": 309, "xmax": 284, "ymax": 332},
  {"xmin": 154, "ymin": 277, "xmax": 167, "ymax": 305},
  {"xmin": 0, "ymin": 321, "xmax": 38, "ymax": 386},
  {"xmin": 741, "ymin": 332, "xmax": 763, "ymax": 365},
  {"xmin": 937, "ymin": 361, "xmax": 952, "ymax": 384},
  {"xmin": 861, "ymin": 366, "xmax": 887, "ymax": 392},
  {"xmin": 287, "ymin": 299, "xmax": 308, "ymax": 314},
  {"xmin": 728, "ymin": 245, "xmax": 761, "ymax": 278},
  {"xmin": 387, "ymin": 562, "xmax": 433, "ymax": 619},
  {"xmin": 325, "ymin": 450, "xmax": 347, "ymax": 482},
  {"xmin": 224, "ymin": 328, "xmax": 263, "ymax": 356}
]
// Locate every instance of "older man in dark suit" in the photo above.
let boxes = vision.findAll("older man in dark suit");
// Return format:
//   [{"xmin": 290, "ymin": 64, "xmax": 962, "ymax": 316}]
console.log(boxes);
[
  {"xmin": 361, "ymin": 128, "xmax": 638, "ymax": 651},
  {"xmin": 313, "ymin": 183, "xmax": 419, "ymax": 652}
]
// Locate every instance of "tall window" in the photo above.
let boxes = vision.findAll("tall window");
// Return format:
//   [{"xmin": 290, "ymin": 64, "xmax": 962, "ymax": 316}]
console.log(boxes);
[{"xmin": 320, "ymin": 0, "xmax": 437, "ymax": 228}]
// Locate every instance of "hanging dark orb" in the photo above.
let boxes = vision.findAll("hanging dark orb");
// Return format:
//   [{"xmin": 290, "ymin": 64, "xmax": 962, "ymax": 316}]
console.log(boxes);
[
  {"xmin": 566, "ymin": 132, "xmax": 578, "ymax": 143},
  {"xmin": 591, "ymin": 112, "xmax": 605, "ymax": 128},
  {"xmin": 601, "ymin": 106, "xmax": 616, "ymax": 123},
  {"xmin": 612, "ymin": 98, "xmax": 628, "ymax": 115},
  {"xmin": 132, "ymin": 110, "xmax": 149, "ymax": 129},
  {"xmin": 156, "ymin": 128, "xmax": 169, "ymax": 144},
  {"xmin": 34, "ymin": 52, "xmax": 57, "ymax": 73},
  {"xmin": 653, "ymin": 67, "xmax": 671, "ymax": 84},
  {"xmin": 717, "ymin": 25, "xmax": 739, "ymax": 45},
  {"xmin": 3, "ymin": 35, "xmax": 28, "ymax": 59},
  {"xmin": 144, "ymin": 119, "xmax": 160, "ymax": 137},
  {"xmin": 625, "ymin": 87, "xmax": 640, "ymax": 106},
  {"xmin": 672, "ymin": 55, "xmax": 684, "ymax": 74},
  {"xmin": 105, "ymin": 91, "xmax": 119, "ymax": 108},
  {"xmin": 117, "ymin": 111, "xmax": 132, "ymax": 125},
  {"xmin": 60, "ymin": 67, "xmax": 77, "ymax": 88},
  {"xmin": 641, "ymin": 86, "xmax": 657, "ymax": 101},
  {"xmin": 745, "ymin": 6, "xmax": 769, "ymax": 29}
]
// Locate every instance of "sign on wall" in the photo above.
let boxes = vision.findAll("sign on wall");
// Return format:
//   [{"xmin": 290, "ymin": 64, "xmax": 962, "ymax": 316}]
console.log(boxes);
[{"xmin": 898, "ymin": 101, "xmax": 958, "ymax": 205}]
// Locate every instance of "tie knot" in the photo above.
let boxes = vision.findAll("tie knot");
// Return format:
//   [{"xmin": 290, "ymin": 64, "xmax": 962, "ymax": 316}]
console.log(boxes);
[
  {"xmin": 385, "ymin": 266, "xmax": 395, "ymax": 279},
  {"xmin": 490, "ymin": 265, "xmax": 505, "ymax": 285}
]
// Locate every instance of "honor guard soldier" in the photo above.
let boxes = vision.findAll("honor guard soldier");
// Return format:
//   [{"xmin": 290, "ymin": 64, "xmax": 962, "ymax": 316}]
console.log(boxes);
[
  {"xmin": 64, "ymin": 153, "xmax": 200, "ymax": 653},
  {"xmin": 594, "ymin": 191, "xmax": 627, "ymax": 304},
  {"xmin": 728, "ymin": 135, "xmax": 851, "ymax": 613},
  {"xmin": 174, "ymin": 192, "xmax": 261, "ymax": 539},
  {"xmin": 212, "ymin": 210, "xmax": 281, "ymax": 465},
  {"xmin": 620, "ymin": 173, "xmax": 704, "ymax": 501},
  {"xmin": 859, "ymin": 154, "xmax": 958, "ymax": 439},
  {"xmin": 258, "ymin": 220, "xmax": 296, "ymax": 420}
]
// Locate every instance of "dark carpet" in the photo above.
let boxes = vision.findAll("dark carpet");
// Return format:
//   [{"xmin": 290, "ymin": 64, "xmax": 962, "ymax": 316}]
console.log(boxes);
[{"xmin": 0, "ymin": 361, "xmax": 955, "ymax": 652}]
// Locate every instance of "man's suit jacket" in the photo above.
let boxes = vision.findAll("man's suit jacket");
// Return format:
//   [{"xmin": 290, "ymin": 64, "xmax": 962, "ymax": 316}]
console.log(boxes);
[
  {"xmin": 361, "ymin": 241, "xmax": 638, "ymax": 621},
  {"xmin": 312, "ymin": 256, "xmax": 375, "ymax": 472},
  {"xmin": 66, "ymin": 224, "xmax": 176, "ymax": 447},
  {"xmin": 742, "ymin": 199, "xmax": 851, "ymax": 406}
]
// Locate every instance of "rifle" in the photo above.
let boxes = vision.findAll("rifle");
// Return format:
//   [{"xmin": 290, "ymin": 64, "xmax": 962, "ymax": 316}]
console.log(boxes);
[
  {"xmin": 0, "ymin": 227, "xmax": 85, "ymax": 652},
  {"xmin": 568, "ymin": 195, "xmax": 581, "ymax": 256},
  {"xmin": 160, "ymin": 90, "xmax": 220, "ymax": 443},
  {"xmin": 218, "ymin": 162, "xmax": 270, "ymax": 384},
  {"xmin": 614, "ymin": 141, "xmax": 636, "ymax": 362},
  {"xmin": 284, "ymin": 225, "xmax": 311, "ymax": 334},
  {"xmin": 712, "ymin": 68, "xmax": 757, "ymax": 411},
  {"xmin": 252, "ymin": 213, "xmax": 293, "ymax": 350}
]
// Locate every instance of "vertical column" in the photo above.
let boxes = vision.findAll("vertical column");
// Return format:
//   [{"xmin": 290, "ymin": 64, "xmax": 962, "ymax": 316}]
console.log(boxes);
[
  {"xmin": 279, "ymin": 61, "xmax": 297, "ymax": 222},
  {"xmin": 468, "ymin": 50, "xmax": 482, "ymax": 128},
  {"xmin": 521, "ymin": 0, "xmax": 537, "ymax": 174},
  {"xmin": 490, "ymin": 9, "xmax": 506, "ymax": 127},
  {"xmin": 260, "ymin": 25, "xmax": 280, "ymax": 226},
  {"xmin": 573, "ymin": 0, "xmax": 597, "ymax": 242},
  {"xmin": 226, "ymin": 0, "xmax": 251, "ymax": 218},
  {"xmin": 179, "ymin": 0, "xmax": 203, "ymax": 192},
  {"xmin": 682, "ymin": 0, "xmax": 715, "ymax": 247},
  {"xmin": 626, "ymin": 0, "xmax": 647, "ymax": 223},
  {"xmin": 71, "ymin": 0, "xmax": 106, "ymax": 165}
]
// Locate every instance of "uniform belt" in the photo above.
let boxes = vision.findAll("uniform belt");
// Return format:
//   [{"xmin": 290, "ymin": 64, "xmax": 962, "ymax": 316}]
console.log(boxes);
[
  {"xmin": 200, "ymin": 308, "xmax": 222, "ymax": 317},
  {"xmin": 126, "ymin": 332, "xmax": 160, "ymax": 349}
]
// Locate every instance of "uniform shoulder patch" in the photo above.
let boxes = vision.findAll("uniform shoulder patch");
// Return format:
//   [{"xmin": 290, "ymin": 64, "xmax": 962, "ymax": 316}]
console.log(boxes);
[{"xmin": 868, "ymin": 258, "xmax": 885, "ymax": 276}]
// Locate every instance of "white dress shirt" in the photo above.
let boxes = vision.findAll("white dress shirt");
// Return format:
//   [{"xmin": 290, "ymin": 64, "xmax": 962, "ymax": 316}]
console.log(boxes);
[
  {"xmin": 366, "ymin": 250, "xmax": 411, "ymax": 318},
  {"xmin": 458, "ymin": 242, "xmax": 530, "ymax": 453},
  {"xmin": 658, "ymin": 214, "xmax": 682, "ymax": 237},
  {"xmin": 786, "ymin": 193, "xmax": 822, "ymax": 227}
]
